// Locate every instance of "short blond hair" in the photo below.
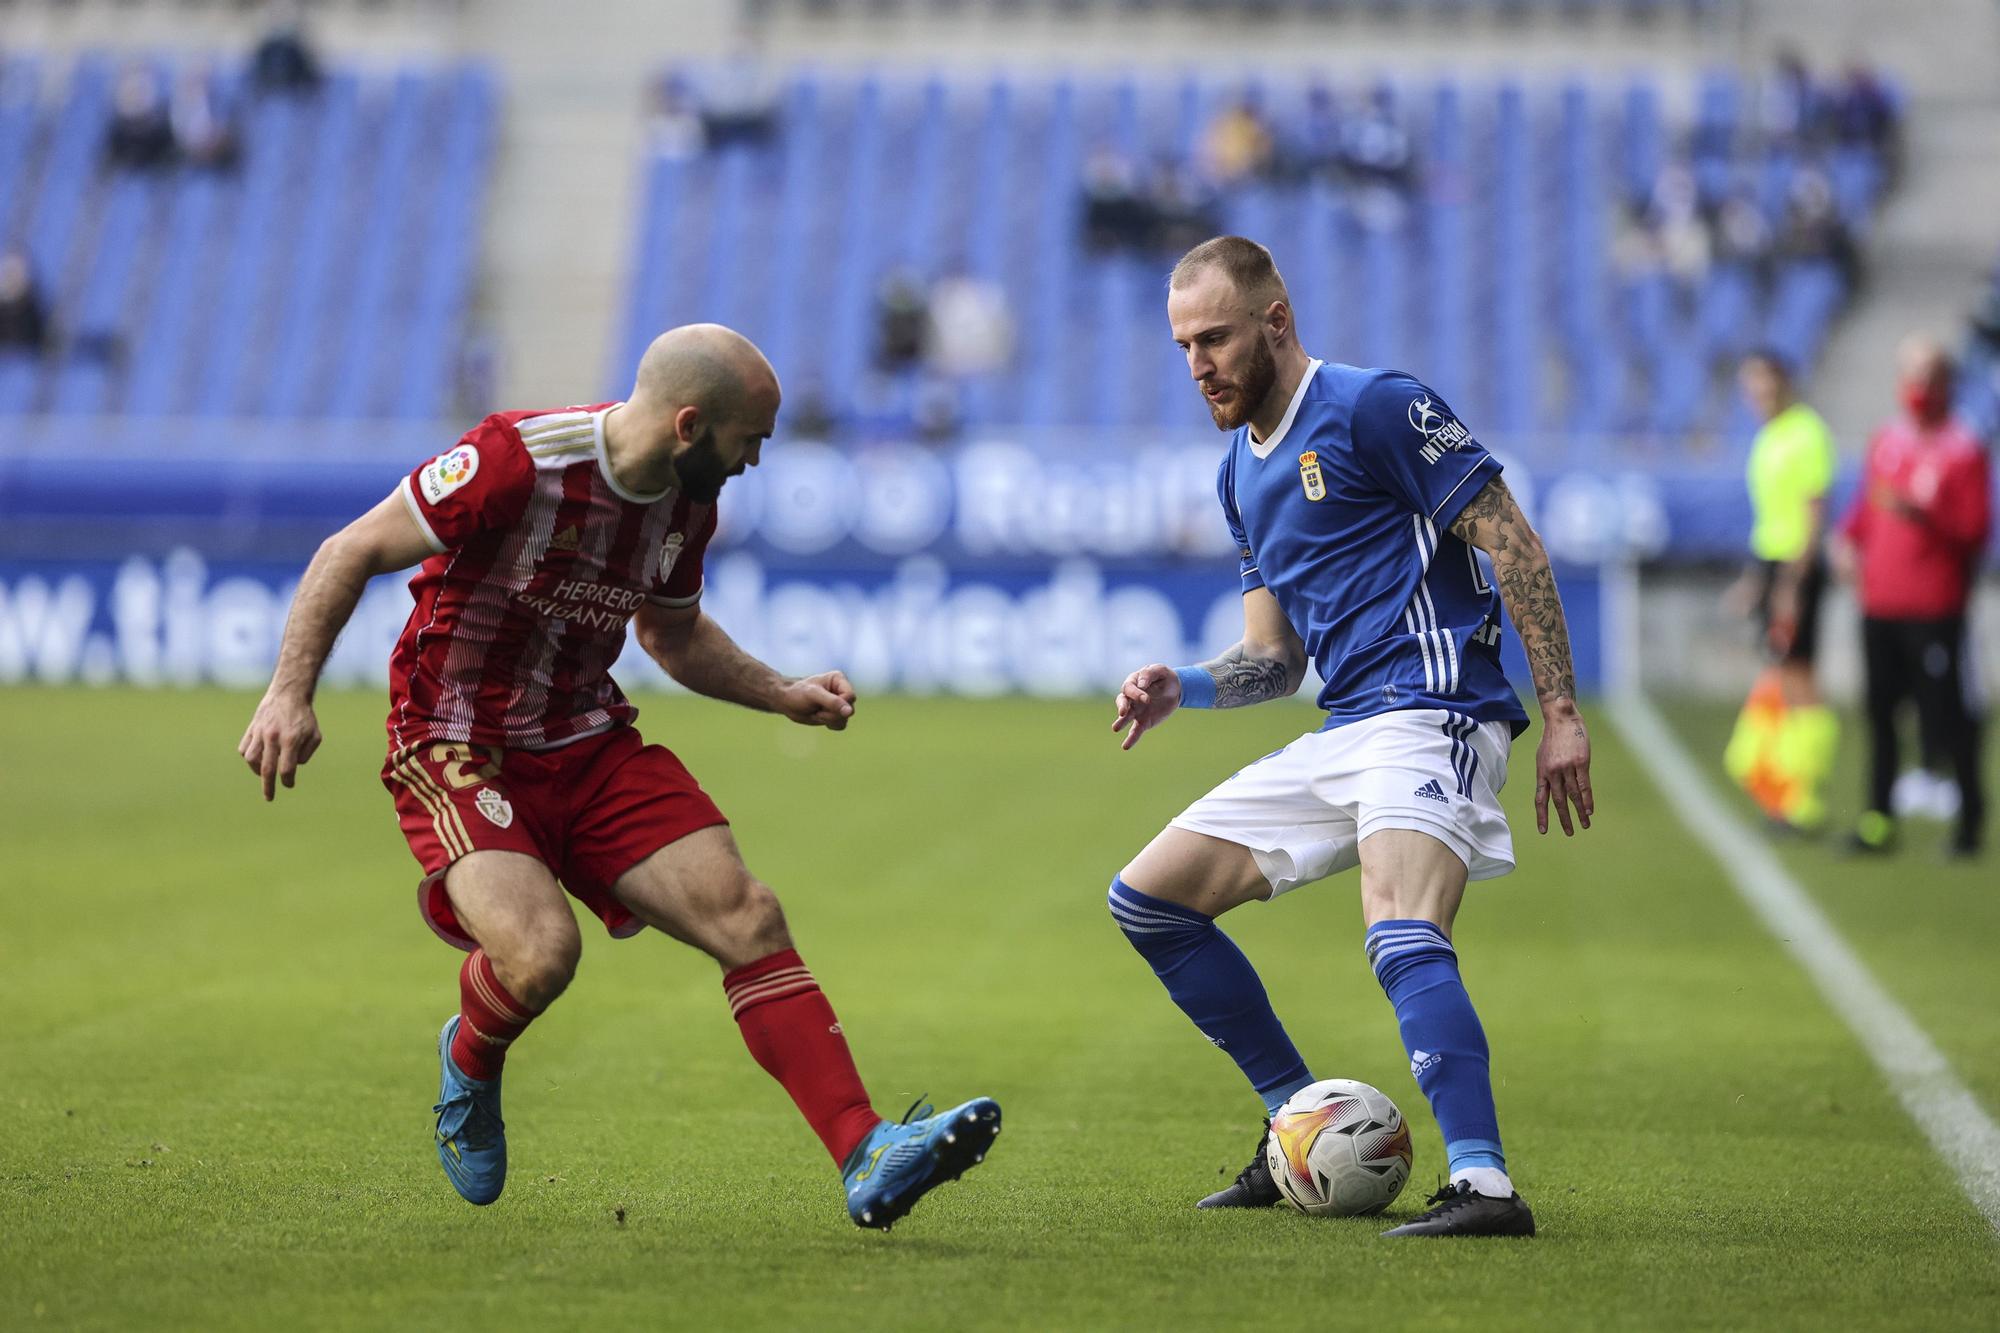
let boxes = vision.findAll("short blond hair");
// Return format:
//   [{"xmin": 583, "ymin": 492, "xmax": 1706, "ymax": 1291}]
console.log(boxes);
[{"xmin": 1169, "ymin": 236, "xmax": 1289, "ymax": 309}]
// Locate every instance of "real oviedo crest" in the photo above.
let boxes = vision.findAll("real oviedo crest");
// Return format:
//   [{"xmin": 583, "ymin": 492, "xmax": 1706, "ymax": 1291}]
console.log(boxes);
[{"xmin": 1298, "ymin": 450, "xmax": 1327, "ymax": 502}]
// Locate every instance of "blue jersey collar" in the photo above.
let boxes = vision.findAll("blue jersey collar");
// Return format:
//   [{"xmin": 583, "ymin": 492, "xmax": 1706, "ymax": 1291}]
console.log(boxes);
[{"xmin": 1247, "ymin": 358, "xmax": 1324, "ymax": 460}]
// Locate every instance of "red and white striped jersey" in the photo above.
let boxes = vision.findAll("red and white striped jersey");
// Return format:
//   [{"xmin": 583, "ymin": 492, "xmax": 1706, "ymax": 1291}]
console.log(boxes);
[{"xmin": 386, "ymin": 403, "xmax": 717, "ymax": 752}]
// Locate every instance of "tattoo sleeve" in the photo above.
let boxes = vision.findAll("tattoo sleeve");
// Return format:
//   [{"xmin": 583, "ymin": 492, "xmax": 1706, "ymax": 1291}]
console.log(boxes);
[
  {"xmin": 1200, "ymin": 642, "xmax": 1296, "ymax": 708},
  {"xmin": 1448, "ymin": 477, "xmax": 1577, "ymax": 709}
]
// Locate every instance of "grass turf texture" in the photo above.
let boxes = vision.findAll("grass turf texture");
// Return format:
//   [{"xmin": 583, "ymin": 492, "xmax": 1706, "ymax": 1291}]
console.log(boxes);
[{"xmin": 2, "ymin": 687, "xmax": 1995, "ymax": 1331}]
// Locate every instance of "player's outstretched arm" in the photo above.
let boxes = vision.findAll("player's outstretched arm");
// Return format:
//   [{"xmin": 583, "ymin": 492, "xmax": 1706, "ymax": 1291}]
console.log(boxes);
[
  {"xmin": 634, "ymin": 602, "xmax": 856, "ymax": 730},
  {"xmin": 1112, "ymin": 588, "xmax": 1305, "ymax": 750},
  {"xmin": 1447, "ymin": 476, "xmax": 1595, "ymax": 836},
  {"xmin": 238, "ymin": 490, "xmax": 436, "ymax": 801}
]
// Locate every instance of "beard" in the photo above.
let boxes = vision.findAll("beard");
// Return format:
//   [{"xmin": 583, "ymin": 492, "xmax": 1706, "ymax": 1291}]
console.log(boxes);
[
  {"xmin": 675, "ymin": 428, "xmax": 734, "ymax": 504},
  {"xmin": 1204, "ymin": 336, "xmax": 1278, "ymax": 432}
]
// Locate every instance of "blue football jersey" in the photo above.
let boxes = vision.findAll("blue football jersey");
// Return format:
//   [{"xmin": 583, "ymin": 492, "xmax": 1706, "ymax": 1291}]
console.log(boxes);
[{"xmin": 1217, "ymin": 359, "xmax": 1530, "ymax": 735}]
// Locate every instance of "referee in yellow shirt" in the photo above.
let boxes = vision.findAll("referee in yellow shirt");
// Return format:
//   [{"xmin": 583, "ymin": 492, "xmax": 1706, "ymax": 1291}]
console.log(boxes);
[{"xmin": 1725, "ymin": 349, "xmax": 1840, "ymax": 830}]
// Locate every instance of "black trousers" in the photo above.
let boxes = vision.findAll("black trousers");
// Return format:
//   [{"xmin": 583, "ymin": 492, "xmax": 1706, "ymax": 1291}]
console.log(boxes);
[
  {"xmin": 1754, "ymin": 553, "xmax": 1828, "ymax": 664},
  {"xmin": 1862, "ymin": 615, "xmax": 1986, "ymax": 847}
]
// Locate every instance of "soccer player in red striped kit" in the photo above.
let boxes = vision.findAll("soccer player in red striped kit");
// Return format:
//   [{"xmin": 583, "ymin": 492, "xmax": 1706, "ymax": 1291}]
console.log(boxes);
[{"xmin": 238, "ymin": 324, "xmax": 999, "ymax": 1227}]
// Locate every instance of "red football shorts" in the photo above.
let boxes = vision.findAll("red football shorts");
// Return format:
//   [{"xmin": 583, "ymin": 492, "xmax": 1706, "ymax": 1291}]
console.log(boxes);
[{"xmin": 381, "ymin": 724, "xmax": 728, "ymax": 951}]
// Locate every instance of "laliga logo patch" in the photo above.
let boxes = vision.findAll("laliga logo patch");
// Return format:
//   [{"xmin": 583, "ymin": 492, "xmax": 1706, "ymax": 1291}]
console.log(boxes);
[
  {"xmin": 1298, "ymin": 450, "xmax": 1327, "ymax": 502},
  {"xmin": 474, "ymin": 786, "xmax": 513, "ymax": 829},
  {"xmin": 1408, "ymin": 396, "xmax": 1473, "ymax": 465},
  {"xmin": 420, "ymin": 445, "xmax": 480, "ymax": 504}
]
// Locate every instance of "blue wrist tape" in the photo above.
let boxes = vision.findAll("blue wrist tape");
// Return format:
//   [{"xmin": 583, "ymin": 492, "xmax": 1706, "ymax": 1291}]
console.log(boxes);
[{"xmin": 1175, "ymin": 666, "xmax": 1217, "ymax": 709}]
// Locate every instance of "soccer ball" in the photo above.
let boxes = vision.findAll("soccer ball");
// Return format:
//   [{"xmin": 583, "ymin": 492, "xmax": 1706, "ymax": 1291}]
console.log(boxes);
[{"xmin": 1264, "ymin": 1079, "xmax": 1413, "ymax": 1216}]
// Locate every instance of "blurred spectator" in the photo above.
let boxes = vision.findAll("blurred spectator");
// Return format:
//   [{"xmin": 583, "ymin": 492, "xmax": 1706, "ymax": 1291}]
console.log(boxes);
[
  {"xmin": 0, "ymin": 248, "xmax": 51, "ymax": 355},
  {"xmin": 926, "ymin": 268, "xmax": 1014, "ymax": 378},
  {"xmin": 1200, "ymin": 96, "xmax": 1274, "ymax": 186},
  {"xmin": 1339, "ymin": 85, "xmax": 1416, "ymax": 193},
  {"xmin": 1759, "ymin": 49, "xmax": 1821, "ymax": 148},
  {"xmin": 251, "ymin": 11, "xmax": 322, "ymax": 96},
  {"xmin": 1145, "ymin": 159, "xmax": 1222, "ymax": 253},
  {"xmin": 647, "ymin": 75, "xmax": 707, "ymax": 161},
  {"xmin": 1338, "ymin": 85, "xmax": 1418, "ymax": 229},
  {"xmin": 1267, "ymin": 81, "xmax": 1341, "ymax": 185},
  {"xmin": 1712, "ymin": 192, "xmax": 1773, "ymax": 270},
  {"xmin": 1649, "ymin": 160, "xmax": 1713, "ymax": 289},
  {"xmin": 1829, "ymin": 64, "xmax": 1898, "ymax": 157},
  {"xmin": 104, "ymin": 66, "xmax": 175, "ymax": 172},
  {"xmin": 697, "ymin": 46, "xmax": 782, "ymax": 148},
  {"xmin": 171, "ymin": 64, "xmax": 242, "ymax": 173},
  {"xmin": 1083, "ymin": 146, "xmax": 1150, "ymax": 250},
  {"xmin": 1775, "ymin": 168, "xmax": 1859, "ymax": 289},
  {"xmin": 874, "ymin": 270, "xmax": 929, "ymax": 372}
]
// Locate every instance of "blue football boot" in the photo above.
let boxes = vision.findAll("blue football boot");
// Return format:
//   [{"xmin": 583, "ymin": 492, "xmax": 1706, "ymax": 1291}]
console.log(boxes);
[
  {"xmin": 433, "ymin": 1016, "xmax": 506, "ymax": 1206},
  {"xmin": 843, "ymin": 1096, "xmax": 1001, "ymax": 1231}
]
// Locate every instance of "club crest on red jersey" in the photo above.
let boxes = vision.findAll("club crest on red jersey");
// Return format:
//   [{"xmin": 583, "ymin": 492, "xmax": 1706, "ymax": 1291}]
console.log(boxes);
[
  {"xmin": 659, "ymin": 532, "xmax": 687, "ymax": 577},
  {"xmin": 474, "ymin": 787, "xmax": 514, "ymax": 829}
]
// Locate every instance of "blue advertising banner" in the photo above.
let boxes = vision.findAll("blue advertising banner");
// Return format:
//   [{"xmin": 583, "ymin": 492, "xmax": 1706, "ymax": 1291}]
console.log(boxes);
[
  {"xmin": 0, "ymin": 545, "xmax": 1602, "ymax": 698},
  {"xmin": 1, "ymin": 431, "xmax": 1736, "ymax": 565},
  {"xmin": 0, "ymin": 423, "xmax": 1644, "ymax": 694}
]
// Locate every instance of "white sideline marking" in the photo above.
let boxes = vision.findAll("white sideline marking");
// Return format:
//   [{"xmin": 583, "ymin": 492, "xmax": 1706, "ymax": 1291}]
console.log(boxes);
[{"xmin": 1611, "ymin": 693, "xmax": 2000, "ymax": 1236}]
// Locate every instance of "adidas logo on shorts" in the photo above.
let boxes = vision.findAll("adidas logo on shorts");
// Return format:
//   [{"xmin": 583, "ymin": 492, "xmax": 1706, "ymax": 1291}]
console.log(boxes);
[{"xmin": 1414, "ymin": 778, "xmax": 1449, "ymax": 803}]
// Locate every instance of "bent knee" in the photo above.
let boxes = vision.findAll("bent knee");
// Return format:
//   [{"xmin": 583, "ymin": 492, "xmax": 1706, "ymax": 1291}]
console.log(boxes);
[
  {"xmin": 714, "ymin": 875, "xmax": 791, "ymax": 965},
  {"xmin": 490, "ymin": 918, "xmax": 581, "ymax": 1010},
  {"xmin": 1118, "ymin": 830, "xmax": 1268, "ymax": 917}
]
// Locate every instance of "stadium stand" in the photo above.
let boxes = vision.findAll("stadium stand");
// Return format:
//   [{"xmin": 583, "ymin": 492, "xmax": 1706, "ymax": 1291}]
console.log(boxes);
[
  {"xmin": 750, "ymin": 0, "xmax": 1729, "ymax": 20},
  {"xmin": 0, "ymin": 51, "xmax": 494, "ymax": 419},
  {"xmin": 617, "ymin": 66, "xmax": 1895, "ymax": 448}
]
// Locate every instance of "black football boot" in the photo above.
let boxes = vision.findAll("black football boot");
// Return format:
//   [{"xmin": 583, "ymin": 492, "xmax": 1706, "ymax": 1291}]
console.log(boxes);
[
  {"xmin": 1196, "ymin": 1120, "xmax": 1283, "ymax": 1209},
  {"xmin": 1381, "ymin": 1180, "xmax": 1536, "ymax": 1237}
]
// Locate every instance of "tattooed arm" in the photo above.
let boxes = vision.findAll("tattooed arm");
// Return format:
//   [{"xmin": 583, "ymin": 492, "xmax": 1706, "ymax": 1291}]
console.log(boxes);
[
  {"xmin": 1447, "ymin": 476, "xmax": 1596, "ymax": 836},
  {"xmin": 1112, "ymin": 589, "xmax": 1305, "ymax": 750}
]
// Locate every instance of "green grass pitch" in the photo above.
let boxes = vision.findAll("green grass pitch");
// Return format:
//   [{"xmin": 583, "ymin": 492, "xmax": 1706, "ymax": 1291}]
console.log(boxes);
[{"xmin": 2, "ymin": 686, "xmax": 1996, "ymax": 1330}]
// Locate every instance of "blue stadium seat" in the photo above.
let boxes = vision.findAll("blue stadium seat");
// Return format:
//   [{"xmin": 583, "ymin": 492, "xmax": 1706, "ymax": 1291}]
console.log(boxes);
[
  {"xmin": 391, "ymin": 64, "xmax": 496, "ymax": 418},
  {"xmin": 604, "ymin": 65, "xmax": 1889, "ymax": 448},
  {"xmin": 0, "ymin": 51, "xmax": 494, "ymax": 422}
]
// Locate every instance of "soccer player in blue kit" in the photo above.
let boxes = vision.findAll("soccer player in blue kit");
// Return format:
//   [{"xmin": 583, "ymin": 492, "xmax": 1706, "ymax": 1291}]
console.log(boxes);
[{"xmin": 1108, "ymin": 237, "xmax": 1594, "ymax": 1237}]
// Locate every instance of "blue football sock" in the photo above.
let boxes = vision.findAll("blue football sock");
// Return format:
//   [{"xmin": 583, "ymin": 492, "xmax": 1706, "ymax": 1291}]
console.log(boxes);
[
  {"xmin": 1365, "ymin": 919, "xmax": 1506, "ymax": 1176},
  {"xmin": 1108, "ymin": 878, "xmax": 1314, "ymax": 1115}
]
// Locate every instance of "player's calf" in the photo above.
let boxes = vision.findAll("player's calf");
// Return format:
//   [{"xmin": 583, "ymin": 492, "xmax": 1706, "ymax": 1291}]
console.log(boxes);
[
  {"xmin": 1107, "ymin": 878, "xmax": 1315, "ymax": 1119},
  {"xmin": 1366, "ymin": 919, "xmax": 1518, "ymax": 1204},
  {"xmin": 450, "ymin": 946, "xmax": 557, "ymax": 1081}
]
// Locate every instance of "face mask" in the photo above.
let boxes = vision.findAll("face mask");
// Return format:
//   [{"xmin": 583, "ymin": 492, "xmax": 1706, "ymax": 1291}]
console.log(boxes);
[{"xmin": 1900, "ymin": 381, "xmax": 1950, "ymax": 425}]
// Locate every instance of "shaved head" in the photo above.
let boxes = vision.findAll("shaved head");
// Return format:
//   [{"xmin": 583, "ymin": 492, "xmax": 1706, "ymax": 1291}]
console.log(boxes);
[
  {"xmin": 631, "ymin": 322, "xmax": 781, "ymax": 427},
  {"xmin": 607, "ymin": 323, "xmax": 782, "ymax": 504}
]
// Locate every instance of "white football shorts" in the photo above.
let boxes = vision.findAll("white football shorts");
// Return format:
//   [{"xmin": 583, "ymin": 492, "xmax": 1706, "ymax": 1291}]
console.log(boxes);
[{"xmin": 1168, "ymin": 707, "xmax": 1516, "ymax": 897}]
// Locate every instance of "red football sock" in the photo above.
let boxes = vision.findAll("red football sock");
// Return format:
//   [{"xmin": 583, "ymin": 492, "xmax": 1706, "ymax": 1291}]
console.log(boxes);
[
  {"xmin": 724, "ymin": 948, "xmax": 881, "ymax": 1165},
  {"xmin": 450, "ymin": 949, "xmax": 541, "ymax": 1082}
]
